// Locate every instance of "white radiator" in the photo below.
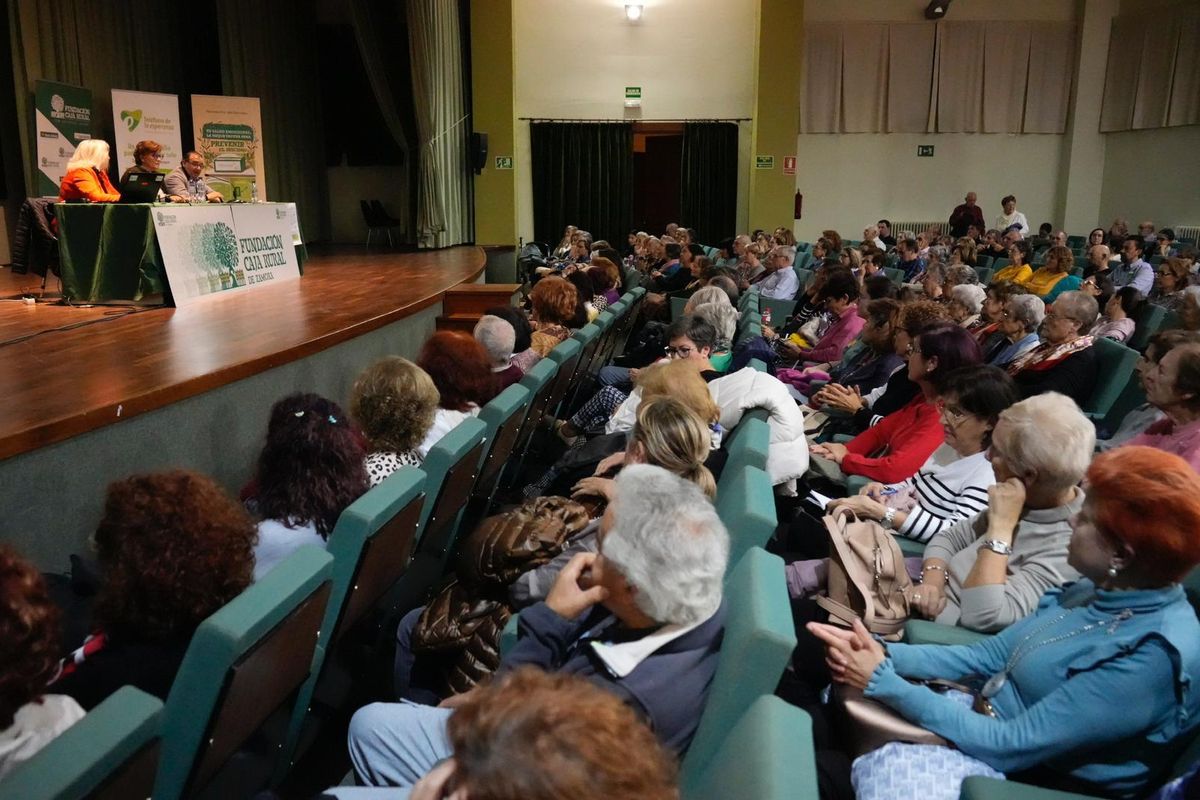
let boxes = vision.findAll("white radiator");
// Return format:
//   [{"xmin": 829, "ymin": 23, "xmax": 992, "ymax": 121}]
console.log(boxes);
[
  {"xmin": 1174, "ymin": 225, "xmax": 1200, "ymax": 244},
  {"xmin": 890, "ymin": 221, "xmax": 948, "ymax": 239}
]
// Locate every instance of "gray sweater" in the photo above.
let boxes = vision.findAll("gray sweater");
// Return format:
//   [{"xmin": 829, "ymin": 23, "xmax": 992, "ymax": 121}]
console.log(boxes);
[{"xmin": 925, "ymin": 488, "xmax": 1083, "ymax": 633}]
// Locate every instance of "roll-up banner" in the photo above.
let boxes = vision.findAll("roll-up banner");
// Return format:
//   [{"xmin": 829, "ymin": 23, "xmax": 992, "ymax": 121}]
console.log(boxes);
[
  {"xmin": 190, "ymin": 94, "xmax": 265, "ymax": 202},
  {"xmin": 111, "ymin": 89, "xmax": 183, "ymax": 176},
  {"xmin": 35, "ymin": 80, "xmax": 93, "ymax": 196}
]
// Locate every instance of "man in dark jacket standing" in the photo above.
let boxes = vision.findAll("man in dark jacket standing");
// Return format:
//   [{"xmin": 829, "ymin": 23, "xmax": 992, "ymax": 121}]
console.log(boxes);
[
  {"xmin": 344, "ymin": 465, "xmax": 729, "ymax": 790},
  {"xmin": 948, "ymin": 192, "xmax": 985, "ymax": 238}
]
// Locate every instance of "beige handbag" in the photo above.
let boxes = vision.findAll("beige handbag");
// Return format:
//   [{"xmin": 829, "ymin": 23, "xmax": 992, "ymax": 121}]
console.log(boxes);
[{"xmin": 816, "ymin": 507, "xmax": 914, "ymax": 639}]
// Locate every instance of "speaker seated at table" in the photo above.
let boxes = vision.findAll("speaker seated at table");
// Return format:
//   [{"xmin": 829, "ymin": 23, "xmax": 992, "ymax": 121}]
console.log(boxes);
[
  {"xmin": 58, "ymin": 140, "xmax": 121, "ymax": 204},
  {"xmin": 119, "ymin": 140, "xmax": 168, "ymax": 202},
  {"xmin": 163, "ymin": 151, "xmax": 224, "ymax": 204}
]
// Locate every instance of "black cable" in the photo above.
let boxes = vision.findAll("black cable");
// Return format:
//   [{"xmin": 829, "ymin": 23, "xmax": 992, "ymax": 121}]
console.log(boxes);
[{"xmin": 0, "ymin": 306, "xmax": 160, "ymax": 349}]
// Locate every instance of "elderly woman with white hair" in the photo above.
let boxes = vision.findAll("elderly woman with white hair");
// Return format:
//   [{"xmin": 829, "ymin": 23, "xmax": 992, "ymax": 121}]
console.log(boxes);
[
  {"xmin": 987, "ymin": 294, "xmax": 1044, "ymax": 368},
  {"xmin": 473, "ymin": 314, "xmax": 522, "ymax": 392},
  {"xmin": 945, "ymin": 284, "xmax": 987, "ymax": 328},
  {"xmin": 910, "ymin": 392, "xmax": 1092, "ymax": 632},
  {"xmin": 346, "ymin": 465, "xmax": 729, "ymax": 789},
  {"xmin": 1007, "ymin": 291, "xmax": 1100, "ymax": 405},
  {"xmin": 58, "ymin": 140, "xmax": 121, "ymax": 203},
  {"xmin": 691, "ymin": 301, "xmax": 738, "ymax": 372}
]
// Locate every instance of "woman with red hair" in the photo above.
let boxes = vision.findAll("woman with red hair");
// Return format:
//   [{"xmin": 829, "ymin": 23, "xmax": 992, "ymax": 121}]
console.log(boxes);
[
  {"xmin": 0, "ymin": 546, "xmax": 85, "ymax": 778},
  {"xmin": 528, "ymin": 276, "xmax": 577, "ymax": 356},
  {"xmin": 416, "ymin": 331, "xmax": 495, "ymax": 457},
  {"xmin": 810, "ymin": 446, "xmax": 1200, "ymax": 800}
]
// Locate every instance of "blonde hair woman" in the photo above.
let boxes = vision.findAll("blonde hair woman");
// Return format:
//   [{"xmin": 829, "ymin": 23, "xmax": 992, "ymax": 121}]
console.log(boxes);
[
  {"xmin": 573, "ymin": 397, "xmax": 717, "ymax": 501},
  {"xmin": 350, "ymin": 356, "xmax": 440, "ymax": 486},
  {"xmin": 59, "ymin": 139, "xmax": 121, "ymax": 203}
]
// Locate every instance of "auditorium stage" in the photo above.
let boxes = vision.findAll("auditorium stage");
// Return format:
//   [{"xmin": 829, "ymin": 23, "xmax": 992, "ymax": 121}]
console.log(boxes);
[{"xmin": 0, "ymin": 245, "xmax": 487, "ymax": 569}]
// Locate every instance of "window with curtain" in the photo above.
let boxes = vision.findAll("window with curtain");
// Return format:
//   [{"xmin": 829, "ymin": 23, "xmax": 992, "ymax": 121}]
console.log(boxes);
[
  {"xmin": 530, "ymin": 122, "xmax": 633, "ymax": 248},
  {"xmin": 1100, "ymin": 7, "xmax": 1200, "ymax": 132},
  {"xmin": 680, "ymin": 122, "xmax": 738, "ymax": 245},
  {"xmin": 801, "ymin": 20, "xmax": 1077, "ymax": 135}
]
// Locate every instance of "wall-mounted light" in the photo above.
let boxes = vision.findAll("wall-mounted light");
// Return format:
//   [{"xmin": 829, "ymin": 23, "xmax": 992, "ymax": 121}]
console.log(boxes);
[{"xmin": 625, "ymin": 4, "xmax": 644, "ymax": 22}]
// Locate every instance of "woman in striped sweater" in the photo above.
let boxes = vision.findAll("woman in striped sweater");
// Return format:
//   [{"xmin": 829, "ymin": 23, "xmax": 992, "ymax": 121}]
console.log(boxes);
[{"xmin": 829, "ymin": 365, "xmax": 1019, "ymax": 544}]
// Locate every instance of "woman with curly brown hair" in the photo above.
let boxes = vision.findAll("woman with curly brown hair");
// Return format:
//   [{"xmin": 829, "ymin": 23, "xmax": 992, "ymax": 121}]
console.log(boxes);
[
  {"xmin": 253, "ymin": 393, "xmax": 368, "ymax": 580},
  {"xmin": 0, "ymin": 546, "xmax": 85, "ymax": 778},
  {"xmin": 350, "ymin": 357, "xmax": 440, "ymax": 487},
  {"xmin": 528, "ymin": 276, "xmax": 577, "ymax": 356},
  {"xmin": 49, "ymin": 471, "xmax": 256, "ymax": 710},
  {"xmin": 416, "ymin": 331, "xmax": 495, "ymax": 458}
]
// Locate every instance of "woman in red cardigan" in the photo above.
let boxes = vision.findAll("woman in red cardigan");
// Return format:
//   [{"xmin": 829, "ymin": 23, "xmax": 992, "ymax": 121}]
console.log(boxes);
[
  {"xmin": 810, "ymin": 323, "xmax": 982, "ymax": 483},
  {"xmin": 58, "ymin": 139, "xmax": 121, "ymax": 203}
]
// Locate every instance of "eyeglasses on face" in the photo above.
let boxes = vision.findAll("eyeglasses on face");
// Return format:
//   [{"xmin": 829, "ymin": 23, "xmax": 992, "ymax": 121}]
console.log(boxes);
[
  {"xmin": 935, "ymin": 398, "xmax": 968, "ymax": 423},
  {"xmin": 664, "ymin": 345, "xmax": 694, "ymax": 358}
]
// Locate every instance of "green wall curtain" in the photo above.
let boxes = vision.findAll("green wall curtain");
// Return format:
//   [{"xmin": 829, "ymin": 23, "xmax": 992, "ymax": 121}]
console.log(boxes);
[
  {"xmin": 530, "ymin": 122, "xmax": 632, "ymax": 248},
  {"xmin": 216, "ymin": 0, "xmax": 328, "ymax": 240},
  {"xmin": 681, "ymin": 122, "xmax": 739, "ymax": 245}
]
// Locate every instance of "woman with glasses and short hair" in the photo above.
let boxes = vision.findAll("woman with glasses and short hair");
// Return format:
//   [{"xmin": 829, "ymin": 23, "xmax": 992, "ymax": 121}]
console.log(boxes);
[{"xmin": 1150, "ymin": 257, "xmax": 1191, "ymax": 313}]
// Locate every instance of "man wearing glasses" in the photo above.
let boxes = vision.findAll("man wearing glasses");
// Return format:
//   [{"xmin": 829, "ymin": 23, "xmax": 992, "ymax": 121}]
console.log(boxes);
[
  {"xmin": 164, "ymin": 151, "xmax": 224, "ymax": 203},
  {"xmin": 1110, "ymin": 237, "xmax": 1153, "ymax": 295}
]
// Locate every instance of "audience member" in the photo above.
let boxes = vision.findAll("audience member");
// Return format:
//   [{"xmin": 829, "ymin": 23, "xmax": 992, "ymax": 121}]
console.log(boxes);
[
  {"xmin": 1025, "ymin": 245, "xmax": 1081, "ymax": 301},
  {"xmin": 1088, "ymin": 227, "xmax": 1106, "ymax": 248},
  {"xmin": 989, "ymin": 294, "xmax": 1045, "ymax": 367},
  {"xmin": 992, "ymin": 239, "xmax": 1032, "ymax": 284},
  {"xmin": 1098, "ymin": 331, "xmax": 1200, "ymax": 450},
  {"xmin": 1083, "ymin": 242, "xmax": 1113, "ymax": 279},
  {"xmin": 1008, "ymin": 291, "xmax": 1099, "ymax": 405},
  {"xmin": 1125, "ymin": 343, "xmax": 1200, "ymax": 471},
  {"xmin": 994, "ymin": 194, "xmax": 1029, "ymax": 237},
  {"xmin": 564, "ymin": 267, "xmax": 598, "ymax": 326},
  {"xmin": 1181, "ymin": 286, "xmax": 1200, "ymax": 331},
  {"xmin": 485, "ymin": 305, "xmax": 537, "ymax": 373},
  {"xmin": 971, "ymin": 280, "xmax": 1026, "ymax": 347},
  {"xmin": 948, "ymin": 192, "xmax": 985, "ymax": 238},
  {"xmin": 474, "ymin": 315, "xmax": 524, "ymax": 392},
  {"xmin": 877, "ymin": 220, "xmax": 896, "ymax": 249},
  {"xmin": 252, "ymin": 393, "xmax": 367, "ymax": 580},
  {"xmin": 896, "ymin": 238, "xmax": 926, "ymax": 282},
  {"xmin": 810, "ymin": 446, "xmax": 1200, "ymax": 800},
  {"xmin": 587, "ymin": 258, "xmax": 622, "ymax": 307},
  {"xmin": 1155, "ymin": 228, "xmax": 1178, "ymax": 259},
  {"xmin": 755, "ymin": 245, "xmax": 800, "ymax": 300},
  {"xmin": 809, "ymin": 324, "xmax": 981, "ymax": 485},
  {"xmin": 1111, "ymin": 236, "xmax": 1154, "ymax": 294},
  {"xmin": 1092, "ymin": 287, "xmax": 1144, "ymax": 343},
  {"xmin": 347, "ymin": 464, "xmax": 728, "ymax": 790},
  {"xmin": 1151, "ymin": 258, "xmax": 1191, "ymax": 312},
  {"xmin": 528, "ymin": 276, "xmax": 578, "ymax": 356},
  {"xmin": 417, "ymin": 331, "xmax": 495, "ymax": 456},
  {"xmin": 350, "ymin": 357, "xmax": 439, "ymax": 487},
  {"xmin": 779, "ymin": 298, "xmax": 902, "ymax": 401},
  {"xmin": 946, "ymin": 284, "xmax": 986, "ymax": 327},
  {"xmin": 51, "ymin": 471, "xmax": 255, "ymax": 708},
  {"xmin": 692, "ymin": 301, "xmax": 738, "ymax": 372},
  {"xmin": 58, "ymin": 140, "xmax": 121, "ymax": 203},
  {"xmin": 0, "ymin": 546, "xmax": 85, "ymax": 778},
  {"xmin": 776, "ymin": 269, "xmax": 862, "ymax": 366}
]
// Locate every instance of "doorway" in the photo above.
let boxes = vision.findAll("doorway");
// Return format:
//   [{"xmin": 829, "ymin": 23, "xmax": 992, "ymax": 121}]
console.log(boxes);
[{"xmin": 631, "ymin": 123, "xmax": 684, "ymax": 236}]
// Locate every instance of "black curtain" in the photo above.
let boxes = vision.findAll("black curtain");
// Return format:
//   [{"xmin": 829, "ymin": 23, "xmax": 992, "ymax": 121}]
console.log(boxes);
[
  {"xmin": 681, "ymin": 122, "xmax": 738, "ymax": 245},
  {"xmin": 531, "ymin": 122, "xmax": 632, "ymax": 247}
]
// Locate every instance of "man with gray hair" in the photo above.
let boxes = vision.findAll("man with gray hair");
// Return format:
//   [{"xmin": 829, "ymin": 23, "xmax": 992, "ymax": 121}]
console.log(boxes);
[
  {"xmin": 344, "ymin": 465, "xmax": 729, "ymax": 788},
  {"xmin": 753, "ymin": 244, "xmax": 799, "ymax": 300},
  {"xmin": 1009, "ymin": 291, "xmax": 1100, "ymax": 404},
  {"xmin": 473, "ymin": 314, "xmax": 522, "ymax": 392}
]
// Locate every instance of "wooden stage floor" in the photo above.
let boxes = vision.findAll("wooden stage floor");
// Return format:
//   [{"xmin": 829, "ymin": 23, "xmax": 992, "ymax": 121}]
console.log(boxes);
[{"xmin": 0, "ymin": 245, "xmax": 485, "ymax": 462}]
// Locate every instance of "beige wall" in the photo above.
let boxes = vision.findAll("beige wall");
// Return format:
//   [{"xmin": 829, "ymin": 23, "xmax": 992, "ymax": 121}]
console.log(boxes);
[
  {"xmin": 325, "ymin": 165, "xmax": 408, "ymax": 244},
  {"xmin": 805, "ymin": 0, "xmax": 1076, "ymax": 21},
  {"xmin": 512, "ymin": 0, "xmax": 759, "ymax": 241},
  {"xmin": 1101, "ymin": 126, "xmax": 1200, "ymax": 229}
]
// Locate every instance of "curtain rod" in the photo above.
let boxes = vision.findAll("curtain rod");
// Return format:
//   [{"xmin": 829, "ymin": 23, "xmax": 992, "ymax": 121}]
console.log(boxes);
[{"xmin": 520, "ymin": 117, "xmax": 751, "ymax": 122}]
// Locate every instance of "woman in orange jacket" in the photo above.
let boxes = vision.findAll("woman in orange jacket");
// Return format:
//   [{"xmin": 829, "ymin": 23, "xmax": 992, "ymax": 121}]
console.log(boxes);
[{"xmin": 58, "ymin": 140, "xmax": 121, "ymax": 203}]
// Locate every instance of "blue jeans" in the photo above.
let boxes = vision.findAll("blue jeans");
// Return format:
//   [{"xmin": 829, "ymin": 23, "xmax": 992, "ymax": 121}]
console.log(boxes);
[
  {"xmin": 347, "ymin": 700, "xmax": 454, "ymax": 788},
  {"xmin": 597, "ymin": 365, "xmax": 633, "ymax": 390}
]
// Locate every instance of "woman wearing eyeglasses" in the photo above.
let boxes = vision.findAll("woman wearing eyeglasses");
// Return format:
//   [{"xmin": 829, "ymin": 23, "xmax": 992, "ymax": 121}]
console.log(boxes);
[
  {"xmin": 1092, "ymin": 287, "xmax": 1145, "ymax": 344},
  {"xmin": 1150, "ymin": 258, "xmax": 1191, "ymax": 313},
  {"xmin": 991, "ymin": 240, "xmax": 1033, "ymax": 285}
]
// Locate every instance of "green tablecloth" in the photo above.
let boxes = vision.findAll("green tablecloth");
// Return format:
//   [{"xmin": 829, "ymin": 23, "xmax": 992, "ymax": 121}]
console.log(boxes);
[
  {"xmin": 56, "ymin": 203, "xmax": 166, "ymax": 303},
  {"xmin": 55, "ymin": 203, "xmax": 309, "ymax": 304}
]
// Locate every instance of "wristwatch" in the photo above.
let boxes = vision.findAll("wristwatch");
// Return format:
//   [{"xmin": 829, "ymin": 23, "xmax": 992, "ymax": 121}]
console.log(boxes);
[
  {"xmin": 980, "ymin": 538, "xmax": 1014, "ymax": 556},
  {"xmin": 882, "ymin": 507, "xmax": 897, "ymax": 530}
]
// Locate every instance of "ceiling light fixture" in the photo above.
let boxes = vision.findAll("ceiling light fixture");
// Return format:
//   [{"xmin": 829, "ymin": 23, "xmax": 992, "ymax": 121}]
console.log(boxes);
[{"xmin": 625, "ymin": 4, "xmax": 644, "ymax": 22}]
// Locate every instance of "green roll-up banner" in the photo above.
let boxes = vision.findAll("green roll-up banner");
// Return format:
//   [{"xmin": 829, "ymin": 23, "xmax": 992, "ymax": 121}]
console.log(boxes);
[{"xmin": 35, "ymin": 80, "xmax": 93, "ymax": 196}]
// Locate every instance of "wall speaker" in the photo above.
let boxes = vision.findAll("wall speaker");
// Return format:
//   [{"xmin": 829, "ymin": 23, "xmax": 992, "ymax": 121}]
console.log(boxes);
[{"xmin": 471, "ymin": 132, "xmax": 488, "ymax": 174}]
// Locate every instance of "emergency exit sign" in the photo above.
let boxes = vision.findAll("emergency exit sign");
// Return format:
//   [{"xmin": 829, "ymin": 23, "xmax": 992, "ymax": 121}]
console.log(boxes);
[{"xmin": 917, "ymin": 145, "xmax": 935, "ymax": 157}]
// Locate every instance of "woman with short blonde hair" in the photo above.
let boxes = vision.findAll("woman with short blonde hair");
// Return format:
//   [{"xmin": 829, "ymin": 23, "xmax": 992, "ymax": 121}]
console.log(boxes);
[{"xmin": 350, "ymin": 356, "xmax": 440, "ymax": 486}]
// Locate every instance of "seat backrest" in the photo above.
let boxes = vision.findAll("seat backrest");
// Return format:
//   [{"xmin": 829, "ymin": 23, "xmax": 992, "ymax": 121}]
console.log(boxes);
[
  {"xmin": 508, "ymin": 357, "xmax": 558, "ymax": 463},
  {"xmin": 794, "ymin": 266, "xmax": 813, "ymax": 287},
  {"xmin": 1128, "ymin": 302, "xmax": 1169, "ymax": 352},
  {"xmin": 720, "ymin": 415, "xmax": 770, "ymax": 479},
  {"xmin": 415, "ymin": 416, "xmax": 487, "ymax": 559},
  {"xmin": 715, "ymin": 465, "xmax": 777, "ymax": 571},
  {"xmin": 680, "ymin": 548, "xmax": 797, "ymax": 782},
  {"xmin": 882, "ymin": 266, "xmax": 905, "ymax": 285},
  {"xmin": 670, "ymin": 294, "xmax": 689, "ymax": 321},
  {"xmin": 472, "ymin": 383, "xmax": 533, "ymax": 510},
  {"xmin": 760, "ymin": 296, "xmax": 796, "ymax": 326},
  {"xmin": 975, "ymin": 266, "xmax": 994, "ymax": 285},
  {"xmin": 2, "ymin": 686, "xmax": 162, "ymax": 800},
  {"xmin": 542, "ymin": 337, "xmax": 584, "ymax": 419},
  {"xmin": 681, "ymin": 696, "xmax": 818, "ymax": 800},
  {"xmin": 1083, "ymin": 337, "xmax": 1140, "ymax": 419},
  {"xmin": 359, "ymin": 200, "xmax": 376, "ymax": 225},
  {"xmin": 154, "ymin": 546, "xmax": 334, "ymax": 800},
  {"xmin": 992, "ymin": 257, "xmax": 1012, "ymax": 269}
]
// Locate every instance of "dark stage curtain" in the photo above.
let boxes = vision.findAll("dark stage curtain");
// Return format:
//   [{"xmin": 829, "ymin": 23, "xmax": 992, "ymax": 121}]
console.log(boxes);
[
  {"xmin": 681, "ymin": 122, "xmax": 738, "ymax": 245},
  {"xmin": 531, "ymin": 122, "xmax": 632, "ymax": 248}
]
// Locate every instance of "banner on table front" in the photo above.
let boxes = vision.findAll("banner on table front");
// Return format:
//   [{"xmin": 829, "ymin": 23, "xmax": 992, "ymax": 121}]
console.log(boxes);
[
  {"xmin": 35, "ymin": 80, "xmax": 92, "ymax": 196},
  {"xmin": 152, "ymin": 204, "xmax": 300, "ymax": 306},
  {"xmin": 190, "ymin": 94, "xmax": 265, "ymax": 203},
  {"xmin": 111, "ymin": 90, "xmax": 183, "ymax": 176}
]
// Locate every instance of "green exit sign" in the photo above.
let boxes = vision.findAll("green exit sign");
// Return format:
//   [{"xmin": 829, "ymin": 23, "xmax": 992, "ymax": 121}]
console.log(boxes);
[
  {"xmin": 917, "ymin": 145, "xmax": 935, "ymax": 157},
  {"xmin": 755, "ymin": 155, "xmax": 775, "ymax": 169},
  {"xmin": 494, "ymin": 156, "xmax": 513, "ymax": 170}
]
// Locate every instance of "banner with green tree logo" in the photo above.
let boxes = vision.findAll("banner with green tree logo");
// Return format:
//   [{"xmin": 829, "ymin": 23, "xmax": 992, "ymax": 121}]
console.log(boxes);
[{"xmin": 35, "ymin": 80, "xmax": 92, "ymax": 196}]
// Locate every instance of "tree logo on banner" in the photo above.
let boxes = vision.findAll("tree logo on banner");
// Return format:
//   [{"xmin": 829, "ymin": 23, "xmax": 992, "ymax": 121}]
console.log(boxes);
[
  {"xmin": 186, "ymin": 221, "xmax": 244, "ymax": 293},
  {"xmin": 51, "ymin": 94, "xmax": 64, "ymax": 113},
  {"xmin": 120, "ymin": 109, "xmax": 144, "ymax": 131}
]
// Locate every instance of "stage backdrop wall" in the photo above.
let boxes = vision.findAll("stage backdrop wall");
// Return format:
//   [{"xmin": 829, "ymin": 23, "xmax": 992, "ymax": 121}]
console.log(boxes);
[
  {"xmin": 191, "ymin": 94, "xmax": 265, "ymax": 202},
  {"xmin": 111, "ymin": 89, "xmax": 182, "ymax": 176},
  {"xmin": 34, "ymin": 79, "xmax": 91, "ymax": 196}
]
